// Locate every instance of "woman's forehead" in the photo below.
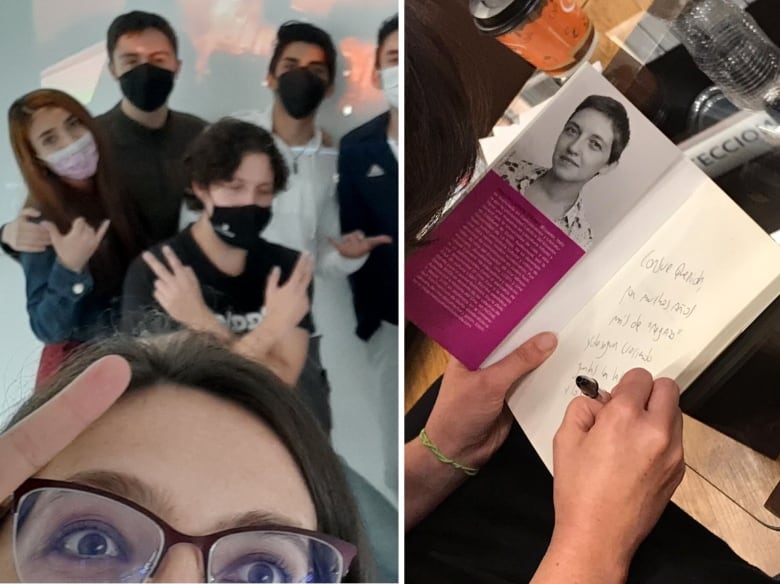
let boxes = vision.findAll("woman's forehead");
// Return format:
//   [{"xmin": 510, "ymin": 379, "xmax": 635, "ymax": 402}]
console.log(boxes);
[
  {"xmin": 36, "ymin": 383, "xmax": 317, "ymax": 534},
  {"xmin": 28, "ymin": 106, "xmax": 71, "ymax": 134}
]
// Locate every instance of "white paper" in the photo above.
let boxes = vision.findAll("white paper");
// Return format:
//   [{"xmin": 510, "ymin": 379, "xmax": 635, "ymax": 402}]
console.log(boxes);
[{"xmin": 507, "ymin": 183, "xmax": 780, "ymax": 471}]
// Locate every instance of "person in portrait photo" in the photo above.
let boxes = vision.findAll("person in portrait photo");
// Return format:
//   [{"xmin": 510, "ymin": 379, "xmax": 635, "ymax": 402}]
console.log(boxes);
[{"xmin": 499, "ymin": 94, "xmax": 631, "ymax": 250}]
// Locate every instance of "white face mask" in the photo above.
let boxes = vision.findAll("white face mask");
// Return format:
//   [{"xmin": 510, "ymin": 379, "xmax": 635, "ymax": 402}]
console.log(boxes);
[
  {"xmin": 40, "ymin": 131, "xmax": 99, "ymax": 181},
  {"xmin": 380, "ymin": 66, "xmax": 399, "ymax": 110}
]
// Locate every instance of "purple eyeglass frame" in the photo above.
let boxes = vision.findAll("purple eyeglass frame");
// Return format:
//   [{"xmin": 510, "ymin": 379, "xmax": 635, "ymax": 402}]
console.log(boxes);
[{"xmin": 13, "ymin": 477, "xmax": 357, "ymax": 582}]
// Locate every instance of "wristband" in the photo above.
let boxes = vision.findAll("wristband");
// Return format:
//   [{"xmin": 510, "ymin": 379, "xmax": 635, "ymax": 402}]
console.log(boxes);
[{"xmin": 419, "ymin": 428, "xmax": 479, "ymax": 476}]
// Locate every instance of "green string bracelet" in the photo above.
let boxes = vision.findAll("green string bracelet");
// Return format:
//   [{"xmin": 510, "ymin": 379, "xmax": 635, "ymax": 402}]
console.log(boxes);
[{"xmin": 419, "ymin": 428, "xmax": 479, "ymax": 476}]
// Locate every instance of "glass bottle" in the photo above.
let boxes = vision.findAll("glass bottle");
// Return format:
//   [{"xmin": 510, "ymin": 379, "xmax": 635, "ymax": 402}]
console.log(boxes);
[{"xmin": 665, "ymin": 0, "xmax": 780, "ymax": 120}]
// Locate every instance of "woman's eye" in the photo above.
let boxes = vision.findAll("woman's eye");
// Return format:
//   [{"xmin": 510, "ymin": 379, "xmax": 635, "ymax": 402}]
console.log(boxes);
[
  {"xmin": 42, "ymin": 135, "xmax": 58, "ymax": 147},
  {"xmin": 57, "ymin": 527, "xmax": 123, "ymax": 559},
  {"xmin": 220, "ymin": 558, "xmax": 292, "ymax": 583},
  {"xmin": 589, "ymin": 140, "xmax": 603, "ymax": 151},
  {"xmin": 66, "ymin": 117, "xmax": 82, "ymax": 129},
  {"xmin": 564, "ymin": 126, "xmax": 578, "ymax": 136}
]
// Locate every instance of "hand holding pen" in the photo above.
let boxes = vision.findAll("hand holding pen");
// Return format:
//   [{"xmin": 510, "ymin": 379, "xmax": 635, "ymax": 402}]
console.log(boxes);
[
  {"xmin": 575, "ymin": 375, "xmax": 611, "ymax": 402},
  {"xmin": 536, "ymin": 369, "xmax": 685, "ymax": 582}
]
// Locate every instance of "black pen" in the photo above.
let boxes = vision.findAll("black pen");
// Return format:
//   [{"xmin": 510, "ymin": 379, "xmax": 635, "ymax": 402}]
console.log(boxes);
[{"xmin": 575, "ymin": 375, "xmax": 600, "ymax": 399}]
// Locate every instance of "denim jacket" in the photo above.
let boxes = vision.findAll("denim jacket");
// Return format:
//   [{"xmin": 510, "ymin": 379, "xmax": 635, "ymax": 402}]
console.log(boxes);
[{"xmin": 21, "ymin": 248, "xmax": 118, "ymax": 343}]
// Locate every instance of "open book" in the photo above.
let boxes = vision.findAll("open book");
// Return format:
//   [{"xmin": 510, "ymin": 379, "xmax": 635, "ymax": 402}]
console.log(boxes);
[{"xmin": 406, "ymin": 64, "xmax": 780, "ymax": 471}]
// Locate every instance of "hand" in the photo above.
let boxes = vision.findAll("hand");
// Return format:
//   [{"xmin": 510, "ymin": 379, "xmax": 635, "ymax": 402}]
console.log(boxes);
[
  {"xmin": 0, "ymin": 355, "xmax": 131, "ymax": 498},
  {"xmin": 142, "ymin": 246, "xmax": 212, "ymax": 329},
  {"xmin": 263, "ymin": 252, "xmax": 314, "ymax": 336},
  {"xmin": 328, "ymin": 230, "xmax": 392, "ymax": 259},
  {"xmin": 550, "ymin": 368, "xmax": 685, "ymax": 571},
  {"xmin": 2, "ymin": 208, "xmax": 51, "ymax": 253},
  {"xmin": 42, "ymin": 217, "xmax": 110, "ymax": 272},
  {"xmin": 425, "ymin": 332, "xmax": 558, "ymax": 469}
]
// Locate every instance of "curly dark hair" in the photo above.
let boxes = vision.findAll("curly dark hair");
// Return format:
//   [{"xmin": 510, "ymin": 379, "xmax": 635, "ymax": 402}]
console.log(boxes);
[
  {"xmin": 184, "ymin": 117, "xmax": 289, "ymax": 194},
  {"xmin": 268, "ymin": 21, "xmax": 337, "ymax": 85}
]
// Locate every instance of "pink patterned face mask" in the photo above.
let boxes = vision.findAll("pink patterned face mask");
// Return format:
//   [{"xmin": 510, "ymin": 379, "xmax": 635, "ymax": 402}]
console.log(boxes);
[{"xmin": 41, "ymin": 132, "xmax": 99, "ymax": 180}]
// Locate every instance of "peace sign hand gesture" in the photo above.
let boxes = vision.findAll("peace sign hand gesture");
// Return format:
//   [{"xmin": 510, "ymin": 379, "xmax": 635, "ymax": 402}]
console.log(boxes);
[{"xmin": 142, "ymin": 246, "xmax": 213, "ymax": 330}]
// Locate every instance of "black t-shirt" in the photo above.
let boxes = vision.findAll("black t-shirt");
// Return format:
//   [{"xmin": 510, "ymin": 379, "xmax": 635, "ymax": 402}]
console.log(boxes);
[
  {"xmin": 121, "ymin": 226, "xmax": 314, "ymax": 336},
  {"xmin": 95, "ymin": 105, "xmax": 207, "ymax": 244},
  {"xmin": 405, "ymin": 377, "xmax": 774, "ymax": 584}
]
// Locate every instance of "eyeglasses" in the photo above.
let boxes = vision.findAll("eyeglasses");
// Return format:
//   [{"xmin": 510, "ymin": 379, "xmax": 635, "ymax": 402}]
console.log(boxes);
[{"xmin": 12, "ymin": 478, "xmax": 356, "ymax": 583}]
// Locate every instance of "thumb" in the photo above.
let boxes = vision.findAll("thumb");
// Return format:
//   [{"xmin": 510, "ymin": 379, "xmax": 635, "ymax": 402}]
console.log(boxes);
[
  {"xmin": 326, "ymin": 237, "xmax": 342, "ymax": 250},
  {"xmin": 480, "ymin": 331, "xmax": 557, "ymax": 393},
  {"xmin": 365, "ymin": 234, "xmax": 393, "ymax": 248},
  {"xmin": 20, "ymin": 208, "xmax": 42, "ymax": 220}
]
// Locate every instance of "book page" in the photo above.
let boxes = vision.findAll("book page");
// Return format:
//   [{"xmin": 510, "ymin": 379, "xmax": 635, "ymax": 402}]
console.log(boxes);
[
  {"xmin": 406, "ymin": 171, "xmax": 585, "ymax": 369},
  {"xmin": 507, "ymin": 182, "xmax": 780, "ymax": 471},
  {"xmin": 406, "ymin": 64, "xmax": 681, "ymax": 369}
]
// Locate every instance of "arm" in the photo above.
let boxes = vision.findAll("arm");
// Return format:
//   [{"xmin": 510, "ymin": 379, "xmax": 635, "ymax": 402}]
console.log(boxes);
[
  {"xmin": 315, "ymin": 178, "xmax": 367, "ymax": 277},
  {"xmin": 234, "ymin": 323, "xmax": 309, "ymax": 385},
  {"xmin": 405, "ymin": 333, "xmax": 558, "ymax": 530},
  {"xmin": 132, "ymin": 248, "xmax": 301, "ymax": 379},
  {"xmin": 121, "ymin": 254, "xmax": 168, "ymax": 335},
  {"xmin": 139, "ymin": 246, "xmax": 313, "ymax": 383},
  {"xmin": 529, "ymin": 540, "xmax": 628, "ymax": 584},
  {"xmin": 405, "ymin": 436, "xmax": 472, "ymax": 530},
  {"xmin": 21, "ymin": 250, "xmax": 94, "ymax": 343},
  {"xmin": 232, "ymin": 254, "xmax": 314, "ymax": 385},
  {"xmin": 326, "ymin": 147, "xmax": 393, "ymax": 274},
  {"xmin": 530, "ymin": 370, "xmax": 684, "ymax": 584}
]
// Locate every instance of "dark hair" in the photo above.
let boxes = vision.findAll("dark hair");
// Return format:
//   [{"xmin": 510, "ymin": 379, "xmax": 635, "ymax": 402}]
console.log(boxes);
[
  {"xmin": 268, "ymin": 21, "xmax": 337, "ymax": 85},
  {"xmin": 375, "ymin": 14, "xmax": 399, "ymax": 68},
  {"xmin": 184, "ymin": 118, "xmax": 289, "ymax": 193},
  {"xmin": 107, "ymin": 11, "xmax": 178, "ymax": 61},
  {"xmin": 2, "ymin": 332, "xmax": 373, "ymax": 582},
  {"xmin": 405, "ymin": 3, "xmax": 490, "ymax": 248},
  {"xmin": 7, "ymin": 89, "xmax": 146, "ymax": 297},
  {"xmin": 569, "ymin": 95, "xmax": 631, "ymax": 163}
]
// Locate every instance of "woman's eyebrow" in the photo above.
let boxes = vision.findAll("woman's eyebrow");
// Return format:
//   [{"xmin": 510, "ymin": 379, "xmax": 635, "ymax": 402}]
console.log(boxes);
[
  {"xmin": 65, "ymin": 469, "xmax": 173, "ymax": 516},
  {"xmin": 589, "ymin": 133, "xmax": 607, "ymax": 145},
  {"xmin": 36, "ymin": 128, "xmax": 55, "ymax": 141},
  {"xmin": 211, "ymin": 509, "xmax": 304, "ymax": 532}
]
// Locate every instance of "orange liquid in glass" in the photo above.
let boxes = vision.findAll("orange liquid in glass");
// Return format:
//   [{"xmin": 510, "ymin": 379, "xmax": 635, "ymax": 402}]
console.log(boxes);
[{"xmin": 497, "ymin": 0, "xmax": 593, "ymax": 74}]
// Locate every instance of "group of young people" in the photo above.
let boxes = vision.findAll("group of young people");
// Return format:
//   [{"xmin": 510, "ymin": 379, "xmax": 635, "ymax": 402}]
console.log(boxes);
[
  {"xmin": 2, "ymin": 10, "xmax": 399, "ymax": 437},
  {"xmin": 0, "ymin": 9, "xmax": 398, "ymax": 583}
]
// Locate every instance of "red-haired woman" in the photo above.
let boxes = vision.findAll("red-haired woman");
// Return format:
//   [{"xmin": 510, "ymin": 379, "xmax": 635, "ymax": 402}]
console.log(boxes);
[{"xmin": 7, "ymin": 89, "xmax": 145, "ymax": 385}]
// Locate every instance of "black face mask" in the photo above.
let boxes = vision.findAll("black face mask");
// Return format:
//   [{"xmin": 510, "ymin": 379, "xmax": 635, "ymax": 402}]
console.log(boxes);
[
  {"xmin": 209, "ymin": 205, "xmax": 272, "ymax": 250},
  {"xmin": 276, "ymin": 68, "xmax": 327, "ymax": 119},
  {"xmin": 119, "ymin": 63, "xmax": 175, "ymax": 112}
]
